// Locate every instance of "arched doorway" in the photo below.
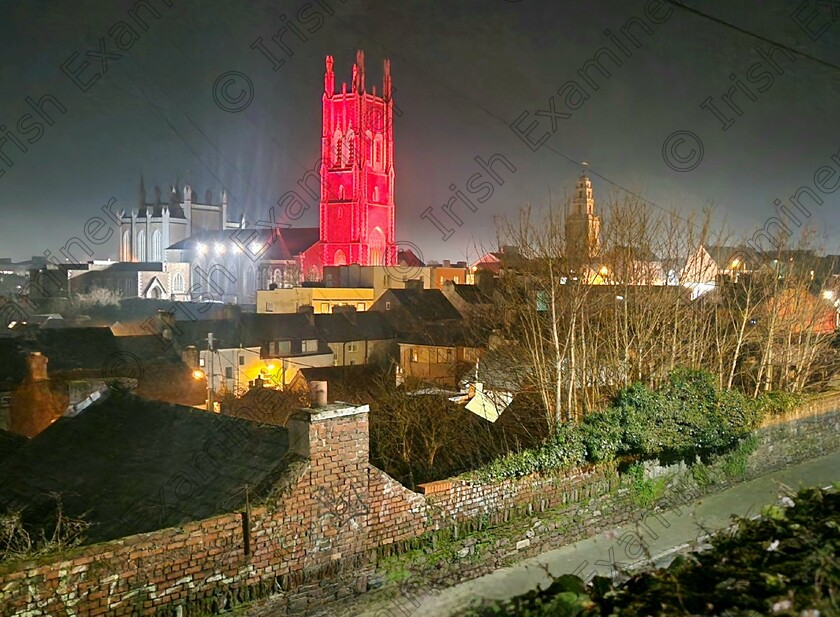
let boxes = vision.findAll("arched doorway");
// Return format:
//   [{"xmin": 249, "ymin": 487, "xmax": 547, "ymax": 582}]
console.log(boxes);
[{"xmin": 334, "ymin": 249, "xmax": 347, "ymax": 266}]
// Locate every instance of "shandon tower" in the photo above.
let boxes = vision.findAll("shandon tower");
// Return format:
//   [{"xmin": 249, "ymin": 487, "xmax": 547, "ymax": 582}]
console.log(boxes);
[{"xmin": 310, "ymin": 50, "xmax": 397, "ymax": 268}]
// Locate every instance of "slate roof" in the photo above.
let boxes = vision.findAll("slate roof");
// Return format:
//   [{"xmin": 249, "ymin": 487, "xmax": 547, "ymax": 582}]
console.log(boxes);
[
  {"xmin": 167, "ymin": 228, "xmax": 319, "ymax": 260},
  {"xmin": 241, "ymin": 313, "xmax": 320, "ymax": 347},
  {"xmin": 449, "ymin": 284, "xmax": 493, "ymax": 306},
  {"xmin": 313, "ymin": 312, "xmax": 396, "ymax": 343},
  {"xmin": 296, "ymin": 364, "xmax": 394, "ymax": 400},
  {"xmin": 0, "ymin": 391, "xmax": 291, "ymax": 544},
  {"xmin": 9, "ymin": 328, "xmax": 182, "ymax": 373},
  {"xmin": 374, "ymin": 289, "xmax": 462, "ymax": 322}
]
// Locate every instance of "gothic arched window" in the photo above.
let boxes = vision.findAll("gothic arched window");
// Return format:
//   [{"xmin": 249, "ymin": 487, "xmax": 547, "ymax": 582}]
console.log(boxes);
[
  {"xmin": 152, "ymin": 230, "xmax": 162, "ymax": 262},
  {"xmin": 172, "ymin": 271, "xmax": 185, "ymax": 293},
  {"xmin": 373, "ymin": 134, "xmax": 384, "ymax": 171},
  {"xmin": 345, "ymin": 129, "xmax": 355, "ymax": 165},
  {"xmin": 122, "ymin": 230, "xmax": 130, "ymax": 261},
  {"xmin": 137, "ymin": 230, "xmax": 146, "ymax": 261},
  {"xmin": 332, "ymin": 130, "xmax": 343, "ymax": 166},
  {"xmin": 244, "ymin": 266, "xmax": 255, "ymax": 295},
  {"xmin": 334, "ymin": 249, "xmax": 347, "ymax": 266},
  {"xmin": 365, "ymin": 130, "xmax": 373, "ymax": 164}
]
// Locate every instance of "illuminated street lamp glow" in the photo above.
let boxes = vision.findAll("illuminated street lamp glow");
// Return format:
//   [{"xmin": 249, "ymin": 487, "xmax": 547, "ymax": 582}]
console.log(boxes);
[
  {"xmin": 192, "ymin": 369, "xmax": 205, "ymax": 380},
  {"xmin": 215, "ymin": 243, "xmax": 226, "ymax": 255},
  {"xmin": 197, "ymin": 243, "xmax": 207, "ymax": 255}
]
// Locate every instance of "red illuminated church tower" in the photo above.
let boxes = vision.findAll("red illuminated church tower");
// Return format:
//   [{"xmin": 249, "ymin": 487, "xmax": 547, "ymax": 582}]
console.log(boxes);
[{"xmin": 308, "ymin": 50, "xmax": 397, "ymax": 268}]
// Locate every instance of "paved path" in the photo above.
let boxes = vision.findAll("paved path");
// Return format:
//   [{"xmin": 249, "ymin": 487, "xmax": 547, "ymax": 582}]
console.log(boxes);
[{"xmin": 354, "ymin": 451, "xmax": 840, "ymax": 617}]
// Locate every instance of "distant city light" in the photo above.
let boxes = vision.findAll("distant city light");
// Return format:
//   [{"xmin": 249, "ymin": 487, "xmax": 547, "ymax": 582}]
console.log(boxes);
[
  {"xmin": 232, "ymin": 244, "xmax": 241, "ymax": 254},
  {"xmin": 250, "ymin": 242, "xmax": 263, "ymax": 254},
  {"xmin": 197, "ymin": 243, "xmax": 207, "ymax": 254},
  {"xmin": 215, "ymin": 243, "xmax": 226, "ymax": 255},
  {"xmin": 823, "ymin": 290, "xmax": 835, "ymax": 300}
]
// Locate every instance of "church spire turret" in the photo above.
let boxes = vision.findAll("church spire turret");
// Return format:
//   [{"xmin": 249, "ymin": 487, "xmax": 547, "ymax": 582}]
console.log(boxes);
[
  {"xmin": 353, "ymin": 49, "xmax": 365, "ymax": 93},
  {"xmin": 325, "ymin": 55, "xmax": 334, "ymax": 94}
]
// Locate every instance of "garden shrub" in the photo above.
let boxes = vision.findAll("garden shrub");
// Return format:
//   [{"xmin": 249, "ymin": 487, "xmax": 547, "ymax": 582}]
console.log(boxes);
[{"xmin": 469, "ymin": 369, "xmax": 793, "ymax": 483}]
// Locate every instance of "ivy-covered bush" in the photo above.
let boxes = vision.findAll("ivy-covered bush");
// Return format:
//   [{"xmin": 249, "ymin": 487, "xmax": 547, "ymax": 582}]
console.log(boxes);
[
  {"xmin": 751, "ymin": 390, "xmax": 803, "ymax": 417},
  {"xmin": 469, "ymin": 369, "xmax": 792, "ymax": 483},
  {"xmin": 471, "ymin": 423, "xmax": 586, "ymax": 482},
  {"xmin": 580, "ymin": 407, "xmax": 623, "ymax": 463}
]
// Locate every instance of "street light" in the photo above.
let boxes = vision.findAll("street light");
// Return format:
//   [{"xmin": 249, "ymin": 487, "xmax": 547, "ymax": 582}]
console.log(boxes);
[{"xmin": 192, "ymin": 369, "xmax": 205, "ymax": 380}]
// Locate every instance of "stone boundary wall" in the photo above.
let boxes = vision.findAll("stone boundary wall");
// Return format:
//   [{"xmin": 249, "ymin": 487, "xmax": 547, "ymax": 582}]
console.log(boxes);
[{"xmin": 2, "ymin": 395, "xmax": 840, "ymax": 616}]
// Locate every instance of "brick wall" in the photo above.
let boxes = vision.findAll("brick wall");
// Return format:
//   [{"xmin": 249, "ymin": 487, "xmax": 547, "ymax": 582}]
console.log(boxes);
[{"xmin": 2, "ymin": 395, "xmax": 840, "ymax": 616}]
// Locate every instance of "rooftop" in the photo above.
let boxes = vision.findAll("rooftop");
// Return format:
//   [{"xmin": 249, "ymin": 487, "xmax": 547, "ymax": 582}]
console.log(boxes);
[{"xmin": 0, "ymin": 391, "xmax": 291, "ymax": 544}]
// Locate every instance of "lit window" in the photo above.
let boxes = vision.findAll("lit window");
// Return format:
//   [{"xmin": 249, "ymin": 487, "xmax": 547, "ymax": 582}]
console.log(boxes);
[
  {"xmin": 320, "ymin": 303, "xmax": 329, "ymax": 313},
  {"xmin": 357, "ymin": 303, "xmax": 365, "ymax": 311},
  {"xmin": 385, "ymin": 301, "xmax": 391, "ymax": 310},
  {"xmin": 411, "ymin": 349, "xmax": 418, "ymax": 362}
]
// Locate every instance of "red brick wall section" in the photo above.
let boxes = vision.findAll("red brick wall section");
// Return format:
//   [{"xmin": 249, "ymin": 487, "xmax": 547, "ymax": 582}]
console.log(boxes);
[{"xmin": 2, "ymin": 397, "xmax": 839, "ymax": 615}]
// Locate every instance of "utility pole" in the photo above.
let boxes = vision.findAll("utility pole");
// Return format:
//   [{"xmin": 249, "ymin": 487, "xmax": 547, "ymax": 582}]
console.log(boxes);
[{"xmin": 207, "ymin": 332, "xmax": 215, "ymax": 412}]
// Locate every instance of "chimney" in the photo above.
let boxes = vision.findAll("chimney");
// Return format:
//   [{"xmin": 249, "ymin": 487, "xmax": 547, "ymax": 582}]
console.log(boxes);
[
  {"xmin": 405, "ymin": 279, "xmax": 424, "ymax": 291},
  {"xmin": 298, "ymin": 304, "xmax": 315, "ymax": 325},
  {"xmin": 25, "ymin": 352, "xmax": 48, "ymax": 383},
  {"xmin": 182, "ymin": 345, "xmax": 199, "ymax": 369},
  {"xmin": 286, "ymin": 399, "xmax": 371, "ymax": 563}
]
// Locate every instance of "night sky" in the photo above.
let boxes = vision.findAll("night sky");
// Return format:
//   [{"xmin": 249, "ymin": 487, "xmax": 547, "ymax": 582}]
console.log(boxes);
[{"xmin": 1, "ymin": 0, "xmax": 839, "ymax": 263}]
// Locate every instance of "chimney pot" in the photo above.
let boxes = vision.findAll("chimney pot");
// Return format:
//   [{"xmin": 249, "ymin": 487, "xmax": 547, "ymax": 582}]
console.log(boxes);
[
  {"xmin": 25, "ymin": 352, "xmax": 49, "ymax": 383},
  {"xmin": 309, "ymin": 381, "xmax": 327, "ymax": 407}
]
